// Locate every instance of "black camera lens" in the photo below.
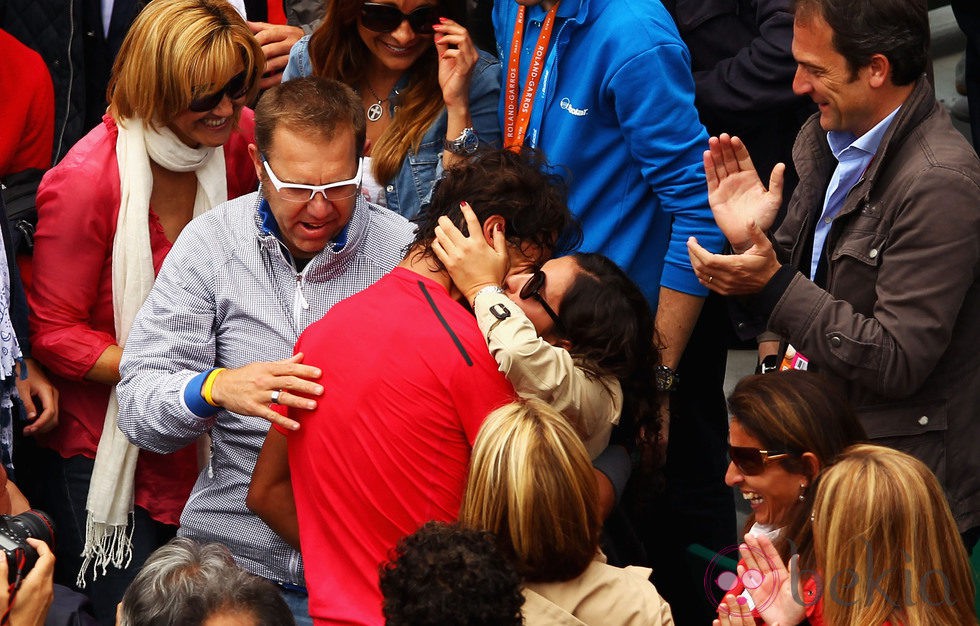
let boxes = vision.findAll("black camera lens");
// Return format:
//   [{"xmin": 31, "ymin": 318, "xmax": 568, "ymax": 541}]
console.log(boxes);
[{"xmin": 0, "ymin": 510, "xmax": 56, "ymax": 582}]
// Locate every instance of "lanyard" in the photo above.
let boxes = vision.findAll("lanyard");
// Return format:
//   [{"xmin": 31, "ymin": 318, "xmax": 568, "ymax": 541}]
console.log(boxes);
[{"xmin": 503, "ymin": 3, "xmax": 560, "ymax": 149}]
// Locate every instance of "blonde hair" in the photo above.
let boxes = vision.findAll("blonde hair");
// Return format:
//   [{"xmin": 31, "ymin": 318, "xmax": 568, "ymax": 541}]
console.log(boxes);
[
  {"xmin": 307, "ymin": 0, "xmax": 462, "ymax": 184},
  {"xmin": 811, "ymin": 444, "xmax": 977, "ymax": 626},
  {"xmin": 109, "ymin": 0, "xmax": 264, "ymax": 126},
  {"xmin": 459, "ymin": 398, "xmax": 601, "ymax": 582}
]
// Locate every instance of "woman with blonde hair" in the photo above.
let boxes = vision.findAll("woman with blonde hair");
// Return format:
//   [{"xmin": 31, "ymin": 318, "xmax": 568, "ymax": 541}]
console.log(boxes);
[
  {"xmin": 460, "ymin": 398, "xmax": 674, "ymax": 625},
  {"xmin": 28, "ymin": 0, "xmax": 261, "ymax": 620},
  {"xmin": 716, "ymin": 444, "xmax": 978, "ymax": 626},
  {"xmin": 282, "ymin": 0, "xmax": 499, "ymax": 218}
]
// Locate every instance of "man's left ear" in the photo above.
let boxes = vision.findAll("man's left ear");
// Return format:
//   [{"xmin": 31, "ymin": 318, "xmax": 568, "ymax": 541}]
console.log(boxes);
[
  {"xmin": 556, "ymin": 338, "xmax": 573, "ymax": 352},
  {"xmin": 483, "ymin": 214, "xmax": 505, "ymax": 244},
  {"xmin": 867, "ymin": 53, "xmax": 890, "ymax": 88},
  {"xmin": 247, "ymin": 143, "xmax": 263, "ymax": 180}
]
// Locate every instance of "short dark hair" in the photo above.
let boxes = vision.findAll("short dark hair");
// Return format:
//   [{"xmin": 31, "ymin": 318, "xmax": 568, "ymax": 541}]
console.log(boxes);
[
  {"xmin": 560, "ymin": 253, "xmax": 658, "ymax": 438},
  {"xmin": 379, "ymin": 521, "xmax": 524, "ymax": 626},
  {"xmin": 411, "ymin": 147, "xmax": 581, "ymax": 265},
  {"xmin": 792, "ymin": 0, "xmax": 928, "ymax": 85},
  {"xmin": 254, "ymin": 76, "xmax": 366, "ymax": 157}
]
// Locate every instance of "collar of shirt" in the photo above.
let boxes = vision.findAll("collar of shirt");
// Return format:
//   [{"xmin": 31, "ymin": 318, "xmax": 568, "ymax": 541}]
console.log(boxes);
[
  {"xmin": 826, "ymin": 105, "xmax": 901, "ymax": 164},
  {"xmin": 810, "ymin": 105, "xmax": 901, "ymax": 280},
  {"xmin": 257, "ymin": 197, "xmax": 349, "ymax": 254}
]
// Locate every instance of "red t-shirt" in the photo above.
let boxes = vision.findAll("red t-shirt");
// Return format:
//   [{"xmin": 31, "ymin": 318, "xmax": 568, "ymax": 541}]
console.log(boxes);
[{"xmin": 286, "ymin": 267, "xmax": 515, "ymax": 625}]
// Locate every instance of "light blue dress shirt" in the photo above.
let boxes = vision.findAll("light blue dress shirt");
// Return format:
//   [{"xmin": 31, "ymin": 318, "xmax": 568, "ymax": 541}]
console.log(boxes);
[{"xmin": 811, "ymin": 106, "xmax": 901, "ymax": 280}]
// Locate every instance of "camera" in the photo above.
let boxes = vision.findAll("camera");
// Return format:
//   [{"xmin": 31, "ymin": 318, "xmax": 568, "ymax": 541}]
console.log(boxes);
[{"xmin": 0, "ymin": 510, "xmax": 55, "ymax": 582}]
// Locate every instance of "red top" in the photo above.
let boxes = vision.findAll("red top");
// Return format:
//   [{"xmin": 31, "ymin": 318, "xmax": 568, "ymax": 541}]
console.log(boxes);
[
  {"xmin": 28, "ymin": 112, "xmax": 258, "ymax": 525},
  {"xmin": 0, "ymin": 28, "xmax": 54, "ymax": 174},
  {"xmin": 286, "ymin": 268, "xmax": 516, "ymax": 625}
]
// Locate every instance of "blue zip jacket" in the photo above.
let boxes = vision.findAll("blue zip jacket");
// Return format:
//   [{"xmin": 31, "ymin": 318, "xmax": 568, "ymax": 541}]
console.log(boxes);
[
  {"xmin": 494, "ymin": 0, "xmax": 724, "ymax": 303},
  {"xmin": 284, "ymin": 35, "xmax": 501, "ymax": 220}
]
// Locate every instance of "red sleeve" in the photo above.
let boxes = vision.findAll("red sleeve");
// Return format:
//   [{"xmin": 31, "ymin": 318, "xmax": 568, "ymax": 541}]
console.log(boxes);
[
  {"xmin": 0, "ymin": 32, "xmax": 54, "ymax": 173},
  {"xmin": 16, "ymin": 50, "xmax": 54, "ymax": 172},
  {"xmin": 451, "ymin": 340, "xmax": 516, "ymax": 446},
  {"xmin": 28, "ymin": 124, "xmax": 119, "ymax": 380}
]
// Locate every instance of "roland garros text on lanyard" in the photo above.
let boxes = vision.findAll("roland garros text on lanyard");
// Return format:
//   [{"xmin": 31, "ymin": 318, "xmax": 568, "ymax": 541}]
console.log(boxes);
[{"xmin": 504, "ymin": 3, "xmax": 560, "ymax": 149}]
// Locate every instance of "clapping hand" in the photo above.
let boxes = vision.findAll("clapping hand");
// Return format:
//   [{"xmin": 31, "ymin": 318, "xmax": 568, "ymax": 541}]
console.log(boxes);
[{"xmin": 704, "ymin": 134, "xmax": 784, "ymax": 252}]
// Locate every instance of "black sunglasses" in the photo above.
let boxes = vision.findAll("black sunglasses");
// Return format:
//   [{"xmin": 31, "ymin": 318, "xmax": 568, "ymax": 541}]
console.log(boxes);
[
  {"xmin": 519, "ymin": 270, "xmax": 565, "ymax": 335},
  {"xmin": 189, "ymin": 71, "xmax": 249, "ymax": 113},
  {"xmin": 728, "ymin": 445, "xmax": 791, "ymax": 476},
  {"xmin": 360, "ymin": 2, "xmax": 440, "ymax": 35}
]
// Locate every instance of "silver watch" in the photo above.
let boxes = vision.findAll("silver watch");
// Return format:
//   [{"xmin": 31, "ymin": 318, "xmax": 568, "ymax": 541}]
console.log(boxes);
[
  {"xmin": 445, "ymin": 127, "xmax": 479, "ymax": 155},
  {"xmin": 471, "ymin": 285, "xmax": 504, "ymax": 307}
]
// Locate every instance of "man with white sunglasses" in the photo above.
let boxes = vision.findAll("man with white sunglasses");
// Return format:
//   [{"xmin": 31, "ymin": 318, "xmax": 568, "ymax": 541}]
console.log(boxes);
[{"xmin": 114, "ymin": 76, "xmax": 415, "ymax": 624}]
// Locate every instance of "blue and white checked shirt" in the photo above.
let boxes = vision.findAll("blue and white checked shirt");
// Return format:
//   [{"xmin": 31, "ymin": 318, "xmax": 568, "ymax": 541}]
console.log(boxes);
[{"xmin": 117, "ymin": 190, "xmax": 414, "ymax": 584}]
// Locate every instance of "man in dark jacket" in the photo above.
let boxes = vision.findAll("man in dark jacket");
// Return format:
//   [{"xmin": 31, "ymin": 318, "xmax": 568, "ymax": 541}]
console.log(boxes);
[{"xmin": 689, "ymin": 0, "xmax": 980, "ymax": 550}]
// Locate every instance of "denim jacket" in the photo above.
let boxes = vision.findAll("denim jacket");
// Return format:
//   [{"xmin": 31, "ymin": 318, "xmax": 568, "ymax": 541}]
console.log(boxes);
[{"xmin": 283, "ymin": 35, "xmax": 501, "ymax": 219}]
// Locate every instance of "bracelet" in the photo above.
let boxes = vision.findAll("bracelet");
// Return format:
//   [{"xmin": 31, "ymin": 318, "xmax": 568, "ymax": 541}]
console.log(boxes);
[
  {"xmin": 202, "ymin": 368, "xmax": 226, "ymax": 407},
  {"xmin": 470, "ymin": 285, "xmax": 505, "ymax": 308}
]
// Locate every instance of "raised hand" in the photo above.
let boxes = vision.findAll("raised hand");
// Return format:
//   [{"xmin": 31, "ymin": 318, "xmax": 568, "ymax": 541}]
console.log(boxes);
[
  {"xmin": 431, "ymin": 201, "xmax": 509, "ymax": 304},
  {"xmin": 738, "ymin": 533, "xmax": 807, "ymax": 626},
  {"xmin": 704, "ymin": 134, "xmax": 784, "ymax": 250},
  {"xmin": 434, "ymin": 18, "xmax": 479, "ymax": 110}
]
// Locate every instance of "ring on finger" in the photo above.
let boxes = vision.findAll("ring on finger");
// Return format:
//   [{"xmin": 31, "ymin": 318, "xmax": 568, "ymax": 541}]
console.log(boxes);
[
  {"xmin": 707, "ymin": 275, "xmax": 714, "ymax": 284},
  {"xmin": 271, "ymin": 389, "xmax": 283, "ymax": 404}
]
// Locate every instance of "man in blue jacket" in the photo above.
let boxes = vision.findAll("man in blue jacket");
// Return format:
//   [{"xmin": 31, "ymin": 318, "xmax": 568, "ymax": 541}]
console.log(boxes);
[{"xmin": 493, "ymin": 0, "xmax": 726, "ymax": 599}]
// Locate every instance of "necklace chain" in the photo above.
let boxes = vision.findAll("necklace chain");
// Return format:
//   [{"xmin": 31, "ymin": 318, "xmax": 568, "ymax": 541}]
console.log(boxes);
[{"xmin": 364, "ymin": 82, "xmax": 388, "ymax": 123}]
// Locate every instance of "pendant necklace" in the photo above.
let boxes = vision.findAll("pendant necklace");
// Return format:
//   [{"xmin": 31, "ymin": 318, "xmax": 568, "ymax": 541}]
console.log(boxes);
[{"xmin": 365, "ymin": 82, "xmax": 388, "ymax": 123}]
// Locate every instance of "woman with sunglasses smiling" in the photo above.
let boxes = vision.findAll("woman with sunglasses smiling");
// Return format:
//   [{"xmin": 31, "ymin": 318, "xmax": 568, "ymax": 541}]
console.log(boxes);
[
  {"xmin": 28, "ymin": 0, "xmax": 262, "ymax": 619},
  {"xmin": 713, "ymin": 371, "xmax": 865, "ymax": 622},
  {"xmin": 281, "ymin": 0, "xmax": 500, "ymax": 219},
  {"xmin": 432, "ymin": 202, "xmax": 657, "ymax": 461},
  {"xmin": 726, "ymin": 371, "xmax": 865, "ymax": 539}
]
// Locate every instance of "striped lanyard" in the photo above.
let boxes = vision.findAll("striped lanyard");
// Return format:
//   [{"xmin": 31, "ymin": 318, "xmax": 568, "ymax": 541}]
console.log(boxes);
[{"xmin": 503, "ymin": 3, "xmax": 560, "ymax": 149}]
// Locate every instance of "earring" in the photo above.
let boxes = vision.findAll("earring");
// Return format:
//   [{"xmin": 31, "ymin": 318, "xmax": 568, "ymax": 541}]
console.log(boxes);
[{"xmin": 798, "ymin": 483, "xmax": 807, "ymax": 502}]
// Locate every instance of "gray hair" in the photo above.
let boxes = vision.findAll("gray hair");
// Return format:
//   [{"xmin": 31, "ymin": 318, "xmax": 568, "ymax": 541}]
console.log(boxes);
[{"xmin": 119, "ymin": 538, "xmax": 295, "ymax": 625}]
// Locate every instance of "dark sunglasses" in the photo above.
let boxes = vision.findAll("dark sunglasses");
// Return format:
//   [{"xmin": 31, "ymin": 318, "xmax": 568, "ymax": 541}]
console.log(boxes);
[
  {"xmin": 189, "ymin": 71, "xmax": 249, "ymax": 113},
  {"xmin": 728, "ymin": 445, "xmax": 791, "ymax": 476},
  {"xmin": 519, "ymin": 270, "xmax": 565, "ymax": 335},
  {"xmin": 360, "ymin": 2, "xmax": 440, "ymax": 35}
]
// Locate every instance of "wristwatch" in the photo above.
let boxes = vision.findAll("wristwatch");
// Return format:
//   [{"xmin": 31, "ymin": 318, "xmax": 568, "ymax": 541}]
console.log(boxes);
[
  {"xmin": 655, "ymin": 365, "xmax": 680, "ymax": 392},
  {"xmin": 445, "ymin": 127, "xmax": 479, "ymax": 155},
  {"xmin": 471, "ymin": 284, "xmax": 505, "ymax": 308}
]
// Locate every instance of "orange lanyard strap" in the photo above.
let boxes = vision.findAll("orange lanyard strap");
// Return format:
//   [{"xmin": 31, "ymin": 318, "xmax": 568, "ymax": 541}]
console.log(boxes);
[{"xmin": 503, "ymin": 3, "xmax": 560, "ymax": 149}]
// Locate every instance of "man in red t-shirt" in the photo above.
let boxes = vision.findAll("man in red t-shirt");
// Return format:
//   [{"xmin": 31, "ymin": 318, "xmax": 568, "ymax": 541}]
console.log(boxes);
[{"xmin": 249, "ymin": 148, "xmax": 577, "ymax": 626}]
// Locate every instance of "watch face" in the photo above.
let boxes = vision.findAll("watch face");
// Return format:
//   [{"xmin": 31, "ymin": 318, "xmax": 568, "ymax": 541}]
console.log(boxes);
[{"xmin": 461, "ymin": 129, "xmax": 479, "ymax": 152}]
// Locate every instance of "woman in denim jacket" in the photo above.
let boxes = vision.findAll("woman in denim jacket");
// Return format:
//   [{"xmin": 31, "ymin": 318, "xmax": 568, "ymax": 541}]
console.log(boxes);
[{"xmin": 283, "ymin": 0, "xmax": 500, "ymax": 219}]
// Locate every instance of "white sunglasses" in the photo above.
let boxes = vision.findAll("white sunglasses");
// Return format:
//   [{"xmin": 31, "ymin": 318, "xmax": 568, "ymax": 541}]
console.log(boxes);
[{"xmin": 261, "ymin": 155, "xmax": 363, "ymax": 203}]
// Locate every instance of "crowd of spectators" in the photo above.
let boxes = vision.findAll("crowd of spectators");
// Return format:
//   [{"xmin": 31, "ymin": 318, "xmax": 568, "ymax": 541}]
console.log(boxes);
[{"xmin": 0, "ymin": 0, "xmax": 977, "ymax": 624}]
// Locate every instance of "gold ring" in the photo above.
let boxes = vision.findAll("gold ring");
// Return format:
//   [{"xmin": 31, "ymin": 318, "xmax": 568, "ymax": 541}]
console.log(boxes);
[{"xmin": 707, "ymin": 275, "xmax": 714, "ymax": 284}]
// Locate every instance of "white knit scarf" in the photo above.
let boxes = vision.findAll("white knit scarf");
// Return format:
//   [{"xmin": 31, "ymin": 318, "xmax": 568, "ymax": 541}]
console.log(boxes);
[{"xmin": 78, "ymin": 119, "xmax": 227, "ymax": 585}]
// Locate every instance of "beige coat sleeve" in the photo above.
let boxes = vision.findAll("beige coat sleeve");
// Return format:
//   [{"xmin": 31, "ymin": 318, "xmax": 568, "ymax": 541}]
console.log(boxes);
[{"xmin": 473, "ymin": 291, "xmax": 622, "ymax": 459}]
